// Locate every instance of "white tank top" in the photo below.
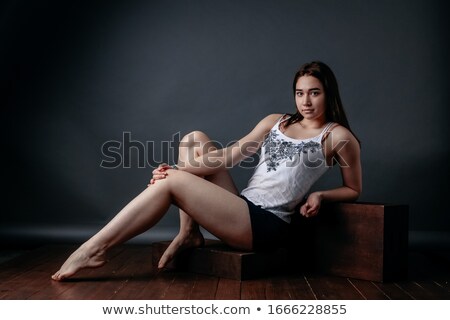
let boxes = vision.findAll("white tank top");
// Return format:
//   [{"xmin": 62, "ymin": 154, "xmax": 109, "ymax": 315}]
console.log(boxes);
[{"xmin": 241, "ymin": 115, "xmax": 335, "ymax": 223}]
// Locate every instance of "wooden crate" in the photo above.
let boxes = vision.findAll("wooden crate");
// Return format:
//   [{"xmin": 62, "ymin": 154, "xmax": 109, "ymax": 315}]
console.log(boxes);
[
  {"xmin": 152, "ymin": 202, "xmax": 409, "ymax": 282},
  {"xmin": 152, "ymin": 240, "xmax": 288, "ymax": 280},
  {"xmin": 290, "ymin": 202, "xmax": 409, "ymax": 282}
]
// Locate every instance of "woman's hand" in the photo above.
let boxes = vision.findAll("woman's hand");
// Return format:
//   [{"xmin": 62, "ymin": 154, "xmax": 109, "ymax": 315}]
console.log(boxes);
[
  {"xmin": 299, "ymin": 192, "xmax": 323, "ymax": 218},
  {"xmin": 148, "ymin": 163, "xmax": 172, "ymax": 186}
]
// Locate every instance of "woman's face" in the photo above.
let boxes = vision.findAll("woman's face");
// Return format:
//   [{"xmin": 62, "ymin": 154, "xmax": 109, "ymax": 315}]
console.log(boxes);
[{"xmin": 295, "ymin": 75, "xmax": 326, "ymax": 122}]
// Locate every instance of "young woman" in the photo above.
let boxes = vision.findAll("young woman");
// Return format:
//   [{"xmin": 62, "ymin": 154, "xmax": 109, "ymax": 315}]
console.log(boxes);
[{"xmin": 52, "ymin": 61, "xmax": 361, "ymax": 281}]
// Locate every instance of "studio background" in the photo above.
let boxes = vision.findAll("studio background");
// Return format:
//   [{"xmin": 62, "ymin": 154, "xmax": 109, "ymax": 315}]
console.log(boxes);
[{"xmin": 1, "ymin": 0, "xmax": 449, "ymax": 248}]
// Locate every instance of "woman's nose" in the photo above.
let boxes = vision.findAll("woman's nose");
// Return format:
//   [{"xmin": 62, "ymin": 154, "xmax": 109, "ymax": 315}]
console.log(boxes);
[{"xmin": 303, "ymin": 95, "xmax": 311, "ymax": 106}]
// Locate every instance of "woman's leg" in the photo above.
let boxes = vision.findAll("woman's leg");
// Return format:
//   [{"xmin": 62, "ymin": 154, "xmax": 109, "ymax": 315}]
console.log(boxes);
[
  {"xmin": 158, "ymin": 131, "xmax": 239, "ymax": 268},
  {"xmin": 51, "ymin": 169, "xmax": 251, "ymax": 281}
]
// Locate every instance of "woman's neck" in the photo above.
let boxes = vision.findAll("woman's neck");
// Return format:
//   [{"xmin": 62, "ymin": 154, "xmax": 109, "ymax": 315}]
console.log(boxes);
[{"xmin": 299, "ymin": 117, "xmax": 327, "ymax": 129}]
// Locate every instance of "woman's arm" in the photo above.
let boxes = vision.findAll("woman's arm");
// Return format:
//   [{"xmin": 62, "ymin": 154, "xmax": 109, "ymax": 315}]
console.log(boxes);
[
  {"xmin": 177, "ymin": 114, "xmax": 282, "ymax": 176},
  {"xmin": 300, "ymin": 126, "xmax": 362, "ymax": 217}
]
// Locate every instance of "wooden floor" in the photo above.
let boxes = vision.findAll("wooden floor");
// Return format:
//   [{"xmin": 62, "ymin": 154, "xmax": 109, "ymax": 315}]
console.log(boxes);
[{"xmin": 0, "ymin": 244, "xmax": 448, "ymax": 300}]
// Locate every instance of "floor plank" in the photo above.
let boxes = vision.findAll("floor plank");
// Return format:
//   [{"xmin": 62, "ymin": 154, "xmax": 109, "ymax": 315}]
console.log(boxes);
[
  {"xmin": 371, "ymin": 282, "xmax": 414, "ymax": 299},
  {"xmin": 265, "ymin": 276, "xmax": 293, "ymax": 300},
  {"xmin": 305, "ymin": 274, "xmax": 364, "ymax": 300},
  {"xmin": 0, "ymin": 246, "xmax": 75, "ymax": 299},
  {"xmin": 125, "ymin": 272, "xmax": 175, "ymax": 300},
  {"xmin": 101, "ymin": 246, "xmax": 154, "ymax": 300},
  {"xmin": 112, "ymin": 247, "xmax": 169, "ymax": 300},
  {"xmin": 0, "ymin": 245, "xmax": 448, "ymax": 300},
  {"xmin": 347, "ymin": 279, "xmax": 389, "ymax": 300},
  {"xmin": 240, "ymin": 279, "xmax": 266, "ymax": 299},
  {"xmin": 0, "ymin": 246, "xmax": 64, "ymax": 283},
  {"xmin": 162, "ymin": 271, "xmax": 197, "ymax": 299},
  {"xmin": 395, "ymin": 280, "xmax": 450, "ymax": 300},
  {"xmin": 265, "ymin": 273, "xmax": 318, "ymax": 300},
  {"xmin": 408, "ymin": 251, "xmax": 450, "ymax": 290},
  {"xmin": 286, "ymin": 275, "xmax": 317, "ymax": 300},
  {"xmin": 0, "ymin": 249, "xmax": 37, "ymax": 281},
  {"xmin": 188, "ymin": 274, "xmax": 219, "ymax": 299},
  {"xmin": 215, "ymin": 278, "xmax": 241, "ymax": 299}
]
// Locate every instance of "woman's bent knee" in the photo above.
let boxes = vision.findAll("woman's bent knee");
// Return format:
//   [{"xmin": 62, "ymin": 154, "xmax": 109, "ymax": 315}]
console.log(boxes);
[
  {"xmin": 162, "ymin": 169, "xmax": 199, "ymax": 197},
  {"xmin": 181, "ymin": 130, "xmax": 210, "ymax": 143},
  {"xmin": 180, "ymin": 131, "xmax": 217, "ymax": 158}
]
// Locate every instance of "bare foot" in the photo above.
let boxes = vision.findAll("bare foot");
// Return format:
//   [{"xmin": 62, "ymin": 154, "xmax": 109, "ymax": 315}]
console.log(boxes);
[
  {"xmin": 158, "ymin": 232, "xmax": 204, "ymax": 269},
  {"xmin": 51, "ymin": 245, "xmax": 107, "ymax": 281}
]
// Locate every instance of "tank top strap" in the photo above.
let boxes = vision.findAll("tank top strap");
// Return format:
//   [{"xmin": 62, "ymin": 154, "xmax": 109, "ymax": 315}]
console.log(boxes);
[
  {"xmin": 276, "ymin": 114, "xmax": 291, "ymax": 131},
  {"xmin": 278, "ymin": 114, "xmax": 291, "ymax": 124},
  {"xmin": 318, "ymin": 122, "xmax": 336, "ymax": 141}
]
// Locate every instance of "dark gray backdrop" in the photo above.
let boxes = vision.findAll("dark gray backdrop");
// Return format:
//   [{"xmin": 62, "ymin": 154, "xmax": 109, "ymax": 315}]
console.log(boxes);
[{"xmin": 1, "ymin": 0, "xmax": 449, "ymax": 247}]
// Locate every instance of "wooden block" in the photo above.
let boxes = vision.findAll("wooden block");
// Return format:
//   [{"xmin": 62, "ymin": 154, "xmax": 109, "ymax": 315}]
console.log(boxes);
[
  {"xmin": 152, "ymin": 240, "xmax": 288, "ymax": 280},
  {"xmin": 152, "ymin": 202, "xmax": 408, "ymax": 282},
  {"xmin": 300, "ymin": 202, "xmax": 409, "ymax": 282}
]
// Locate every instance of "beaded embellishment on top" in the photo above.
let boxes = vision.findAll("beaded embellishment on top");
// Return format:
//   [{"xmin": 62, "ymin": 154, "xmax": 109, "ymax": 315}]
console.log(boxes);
[{"xmin": 263, "ymin": 129, "xmax": 321, "ymax": 172}]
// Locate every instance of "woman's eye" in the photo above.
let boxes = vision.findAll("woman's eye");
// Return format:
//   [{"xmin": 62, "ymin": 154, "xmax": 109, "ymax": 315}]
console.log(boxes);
[
  {"xmin": 296, "ymin": 92, "xmax": 303, "ymax": 97},
  {"xmin": 311, "ymin": 91, "xmax": 319, "ymax": 96}
]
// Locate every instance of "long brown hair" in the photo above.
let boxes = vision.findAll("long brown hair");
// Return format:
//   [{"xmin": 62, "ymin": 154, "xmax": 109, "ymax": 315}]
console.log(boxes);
[{"xmin": 286, "ymin": 61, "xmax": 359, "ymax": 144}]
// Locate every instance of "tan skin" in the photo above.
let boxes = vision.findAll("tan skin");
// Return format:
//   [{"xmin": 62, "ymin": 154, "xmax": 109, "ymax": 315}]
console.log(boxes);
[{"xmin": 51, "ymin": 75, "xmax": 361, "ymax": 281}]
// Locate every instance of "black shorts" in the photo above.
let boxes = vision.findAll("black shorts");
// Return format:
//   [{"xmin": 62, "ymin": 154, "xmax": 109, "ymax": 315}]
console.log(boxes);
[{"xmin": 241, "ymin": 195, "xmax": 290, "ymax": 251}]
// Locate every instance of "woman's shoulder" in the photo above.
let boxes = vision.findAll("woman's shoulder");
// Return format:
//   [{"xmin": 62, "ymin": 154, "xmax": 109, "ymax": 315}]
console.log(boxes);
[
  {"xmin": 250, "ymin": 114, "xmax": 285, "ymax": 134},
  {"xmin": 265, "ymin": 113, "xmax": 285, "ymax": 121},
  {"xmin": 258, "ymin": 113, "xmax": 284, "ymax": 126},
  {"xmin": 327, "ymin": 124, "xmax": 359, "ymax": 145}
]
